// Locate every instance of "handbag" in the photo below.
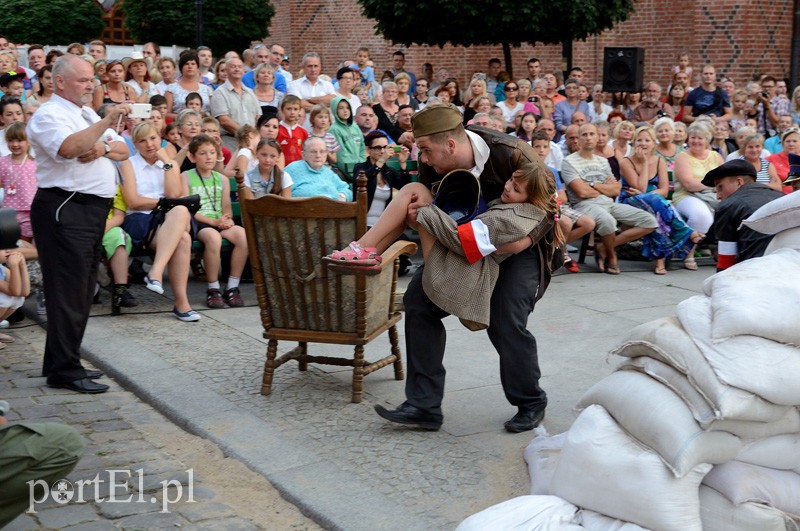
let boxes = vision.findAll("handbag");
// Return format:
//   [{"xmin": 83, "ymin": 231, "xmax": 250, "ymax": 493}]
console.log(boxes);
[
  {"xmin": 691, "ymin": 188, "xmax": 720, "ymax": 210},
  {"xmin": 432, "ymin": 169, "xmax": 487, "ymax": 225},
  {"xmin": 142, "ymin": 195, "xmax": 201, "ymax": 249}
]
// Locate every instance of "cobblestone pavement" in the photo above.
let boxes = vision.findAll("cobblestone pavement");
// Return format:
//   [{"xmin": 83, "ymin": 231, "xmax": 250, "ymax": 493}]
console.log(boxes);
[
  {"xmin": 1, "ymin": 320, "xmax": 322, "ymax": 531},
  {"xmin": 6, "ymin": 256, "xmax": 713, "ymax": 530}
]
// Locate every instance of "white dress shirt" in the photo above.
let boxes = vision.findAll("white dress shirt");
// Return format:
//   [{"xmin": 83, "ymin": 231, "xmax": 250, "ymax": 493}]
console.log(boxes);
[
  {"xmin": 26, "ymin": 94, "xmax": 122, "ymax": 198},
  {"xmin": 127, "ymin": 152, "xmax": 168, "ymax": 214},
  {"xmin": 288, "ymin": 76, "xmax": 335, "ymax": 129}
]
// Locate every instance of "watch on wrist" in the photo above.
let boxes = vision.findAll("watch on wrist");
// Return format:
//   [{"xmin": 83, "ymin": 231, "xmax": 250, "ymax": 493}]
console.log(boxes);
[
  {"xmin": 103, "ymin": 142, "xmax": 111, "ymax": 154},
  {"xmin": 590, "ymin": 181, "xmax": 596, "ymax": 188},
  {"xmin": 162, "ymin": 163, "xmax": 174, "ymax": 170}
]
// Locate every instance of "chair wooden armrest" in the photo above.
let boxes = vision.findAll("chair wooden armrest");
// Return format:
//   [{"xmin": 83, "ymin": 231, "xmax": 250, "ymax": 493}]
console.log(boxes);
[{"xmin": 378, "ymin": 240, "xmax": 417, "ymax": 270}]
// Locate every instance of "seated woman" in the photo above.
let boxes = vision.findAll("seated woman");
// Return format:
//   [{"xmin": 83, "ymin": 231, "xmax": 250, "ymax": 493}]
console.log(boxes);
[
  {"xmin": 739, "ymin": 132, "xmax": 783, "ymax": 191},
  {"xmin": 672, "ymin": 121, "xmax": 723, "ymax": 270},
  {"xmin": 286, "ymin": 137, "xmax": 353, "ymax": 201},
  {"xmin": 619, "ymin": 126, "xmax": 704, "ymax": 274},
  {"xmin": 120, "ymin": 122, "xmax": 198, "ymax": 322}
]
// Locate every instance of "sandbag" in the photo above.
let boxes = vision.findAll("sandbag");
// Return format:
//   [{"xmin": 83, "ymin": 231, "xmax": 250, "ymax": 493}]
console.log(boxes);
[
  {"xmin": 765, "ymin": 226, "xmax": 800, "ymax": 254},
  {"xmin": 576, "ymin": 371, "xmax": 741, "ymax": 477},
  {"xmin": 550, "ymin": 405, "xmax": 710, "ymax": 531},
  {"xmin": 678, "ymin": 296, "xmax": 800, "ymax": 406},
  {"xmin": 699, "ymin": 485, "xmax": 798, "ymax": 531},
  {"xmin": 524, "ymin": 428, "xmax": 566, "ymax": 495},
  {"xmin": 575, "ymin": 510, "xmax": 649, "ymax": 530},
  {"xmin": 740, "ymin": 189, "xmax": 800, "ymax": 235},
  {"xmin": 736, "ymin": 434, "xmax": 800, "ymax": 470},
  {"xmin": 702, "ymin": 249, "xmax": 800, "ymax": 346},
  {"xmin": 616, "ymin": 356, "xmax": 716, "ymax": 426},
  {"xmin": 703, "ymin": 461, "xmax": 800, "ymax": 517},
  {"xmin": 707, "ymin": 408, "xmax": 800, "ymax": 439},
  {"xmin": 455, "ymin": 495, "xmax": 581, "ymax": 531},
  {"xmin": 614, "ymin": 318, "xmax": 789, "ymax": 422}
]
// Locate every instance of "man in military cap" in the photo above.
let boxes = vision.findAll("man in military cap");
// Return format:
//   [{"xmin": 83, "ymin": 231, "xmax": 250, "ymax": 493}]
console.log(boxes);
[
  {"xmin": 702, "ymin": 159, "xmax": 784, "ymax": 271},
  {"xmin": 374, "ymin": 104, "xmax": 557, "ymax": 433}
]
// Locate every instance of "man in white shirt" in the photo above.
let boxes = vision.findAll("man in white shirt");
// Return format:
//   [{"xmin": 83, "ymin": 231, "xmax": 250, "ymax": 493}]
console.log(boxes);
[
  {"xmin": 197, "ymin": 46, "xmax": 216, "ymax": 85},
  {"xmin": 287, "ymin": 52, "xmax": 335, "ymax": 129},
  {"xmin": 27, "ymin": 55, "xmax": 131, "ymax": 394},
  {"xmin": 210, "ymin": 58, "xmax": 262, "ymax": 151}
]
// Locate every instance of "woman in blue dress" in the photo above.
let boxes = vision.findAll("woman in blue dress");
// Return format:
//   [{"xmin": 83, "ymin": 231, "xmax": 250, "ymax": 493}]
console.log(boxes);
[{"xmin": 619, "ymin": 126, "xmax": 704, "ymax": 274}]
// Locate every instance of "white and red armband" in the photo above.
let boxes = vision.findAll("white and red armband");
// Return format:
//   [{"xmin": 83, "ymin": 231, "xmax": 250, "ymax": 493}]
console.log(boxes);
[
  {"xmin": 716, "ymin": 240, "xmax": 738, "ymax": 270},
  {"xmin": 458, "ymin": 219, "xmax": 497, "ymax": 264}
]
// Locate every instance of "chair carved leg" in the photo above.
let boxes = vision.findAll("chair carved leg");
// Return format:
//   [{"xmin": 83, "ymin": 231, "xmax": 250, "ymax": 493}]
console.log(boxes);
[
  {"xmin": 389, "ymin": 325, "xmax": 404, "ymax": 380},
  {"xmin": 298, "ymin": 342, "xmax": 308, "ymax": 371},
  {"xmin": 352, "ymin": 345, "xmax": 365, "ymax": 403},
  {"xmin": 261, "ymin": 339, "xmax": 278, "ymax": 395}
]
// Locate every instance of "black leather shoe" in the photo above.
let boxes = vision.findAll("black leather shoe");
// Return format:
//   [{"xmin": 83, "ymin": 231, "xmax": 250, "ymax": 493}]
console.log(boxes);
[
  {"xmin": 85, "ymin": 370, "xmax": 104, "ymax": 379},
  {"xmin": 48, "ymin": 378, "xmax": 109, "ymax": 394},
  {"xmin": 504, "ymin": 408, "xmax": 545, "ymax": 433},
  {"xmin": 374, "ymin": 402, "xmax": 442, "ymax": 431}
]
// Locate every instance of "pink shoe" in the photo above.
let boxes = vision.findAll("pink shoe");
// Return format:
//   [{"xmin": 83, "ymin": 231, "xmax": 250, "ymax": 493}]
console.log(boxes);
[{"xmin": 324, "ymin": 241, "xmax": 382, "ymax": 266}]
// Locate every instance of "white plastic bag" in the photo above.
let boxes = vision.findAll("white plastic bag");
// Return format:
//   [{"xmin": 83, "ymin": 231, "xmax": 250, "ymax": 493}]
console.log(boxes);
[
  {"xmin": 550, "ymin": 405, "xmax": 710, "ymax": 531},
  {"xmin": 455, "ymin": 495, "xmax": 581, "ymax": 531},
  {"xmin": 575, "ymin": 371, "xmax": 741, "ymax": 477},
  {"xmin": 524, "ymin": 427, "xmax": 566, "ymax": 495},
  {"xmin": 699, "ymin": 485, "xmax": 798, "ymax": 531}
]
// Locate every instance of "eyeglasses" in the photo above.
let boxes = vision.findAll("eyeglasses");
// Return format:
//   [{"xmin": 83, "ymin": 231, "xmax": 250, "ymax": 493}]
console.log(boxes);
[
  {"xmin": 504, "ymin": 86, "xmax": 518, "ymax": 91},
  {"xmin": 200, "ymin": 128, "xmax": 219, "ymax": 134},
  {"xmin": 369, "ymin": 145, "xmax": 389, "ymax": 150}
]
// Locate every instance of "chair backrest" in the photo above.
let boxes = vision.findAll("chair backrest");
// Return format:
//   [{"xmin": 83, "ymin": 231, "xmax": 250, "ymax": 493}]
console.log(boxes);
[{"xmin": 240, "ymin": 175, "xmax": 394, "ymax": 339}]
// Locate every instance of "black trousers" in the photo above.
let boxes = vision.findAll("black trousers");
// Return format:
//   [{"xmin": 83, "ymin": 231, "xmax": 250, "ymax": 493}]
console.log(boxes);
[
  {"xmin": 31, "ymin": 187, "xmax": 110, "ymax": 384},
  {"xmin": 402, "ymin": 245, "xmax": 547, "ymax": 415}
]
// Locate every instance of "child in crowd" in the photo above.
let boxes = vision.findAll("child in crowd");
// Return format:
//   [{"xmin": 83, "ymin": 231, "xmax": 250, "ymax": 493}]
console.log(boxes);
[
  {"xmin": 0, "ymin": 123, "xmax": 37, "ymax": 242},
  {"xmin": 224, "ymin": 124, "xmax": 260, "ymax": 177},
  {"xmin": 0, "ymin": 248, "xmax": 30, "ymax": 341},
  {"xmin": 329, "ymin": 97, "xmax": 364, "ymax": 179},
  {"xmin": 185, "ymin": 92, "xmax": 203, "ymax": 115},
  {"xmin": 276, "ymin": 95, "xmax": 307, "ymax": 165},
  {"xmin": 308, "ymin": 104, "xmax": 340, "ymax": 167},
  {"xmin": 352, "ymin": 47, "xmax": 376, "ymax": 89},
  {"xmin": 257, "ymin": 115, "xmax": 285, "ymax": 169},
  {"xmin": 532, "ymin": 131, "xmax": 594, "ymax": 273},
  {"xmin": 102, "ymin": 186, "xmax": 136, "ymax": 315},
  {"xmin": 149, "ymin": 94, "xmax": 169, "ymax": 124},
  {"xmin": 241, "ymin": 139, "xmax": 293, "ymax": 199},
  {"xmin": 200, "ymin": 116, "xmax": 232, "ymax": 165},
  {"xmin": 0, "ymin": 97, "xmax": 24, "ymax": 157},
  {"xmin": 164, "ymin": 122, "xmax": 180, "ymax": 144},
  {"xmin": 325, "ymin": 165, "xmax": 560, "ymax": 330},
  {"xmin": 0, "ymin": 72, "xmax": 25, "ymax": 101},
  {"xmin": 182, "ymin": 135, "xmax": 248, "ymax": 309},
  {"xmin": 673, "ymin": 52, "xmax": 693, "ymax": 78}
]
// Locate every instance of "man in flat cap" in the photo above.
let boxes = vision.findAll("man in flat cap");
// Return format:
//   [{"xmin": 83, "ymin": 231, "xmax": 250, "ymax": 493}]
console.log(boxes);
[
  {"xmin": 374, "ymin": 103, "xmax": 558, "ymax": 433},
  {"xmin": 702, "ymin": 159, "xmax": 783, "ymax": 270}
]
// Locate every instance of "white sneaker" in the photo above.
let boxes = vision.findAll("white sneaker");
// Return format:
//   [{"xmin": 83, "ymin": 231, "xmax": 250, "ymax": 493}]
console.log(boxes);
[{"xmin": 0, "ymin": 320, "xmax": 9, "ymax": 329}]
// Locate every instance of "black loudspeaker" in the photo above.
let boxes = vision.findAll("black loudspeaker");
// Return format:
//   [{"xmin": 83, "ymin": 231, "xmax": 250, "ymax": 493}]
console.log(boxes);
[{"xmin": 602, "ymin": 47, "xmax": 645, "ymax": 93}]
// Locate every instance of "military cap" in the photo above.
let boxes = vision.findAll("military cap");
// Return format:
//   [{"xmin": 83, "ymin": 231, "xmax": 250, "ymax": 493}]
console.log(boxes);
[{"xmin": 411, "ymin": 103, "xmax": 464, "ymax": 137}]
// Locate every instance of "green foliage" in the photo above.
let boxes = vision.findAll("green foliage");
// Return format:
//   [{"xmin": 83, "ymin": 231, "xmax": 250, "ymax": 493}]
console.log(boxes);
[
  {"xmin": 0, "ymin": 0, "xmax": 105, "ymax": 44},
  {"xmin": 120, "ymin": 0, "xmax": 275, "ymax": 54},
  {"xmin": 358, "ymin": 0, "xmax": 636, "ymax": 48}
]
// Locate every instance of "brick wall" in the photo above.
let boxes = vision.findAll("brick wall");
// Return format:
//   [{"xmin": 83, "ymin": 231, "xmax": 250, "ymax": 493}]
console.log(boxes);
[{"xmin": 267, "ymin": 0, "xmax": 793, "ymax": 90}]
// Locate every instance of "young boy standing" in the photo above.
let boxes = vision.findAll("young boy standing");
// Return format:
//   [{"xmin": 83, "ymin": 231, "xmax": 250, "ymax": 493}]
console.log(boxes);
[{"xmin": 276, "ymin": 95, "xmax": 307, "ymax": 165}]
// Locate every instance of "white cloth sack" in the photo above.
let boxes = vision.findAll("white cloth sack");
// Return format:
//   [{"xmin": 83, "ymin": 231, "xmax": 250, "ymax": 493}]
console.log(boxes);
[
  {"xmin": 550, "ymin": 405, "xmax": 710, "ymax": 531},
  {"xmin": 741, "ymin": 189, "xmax": 800, "ymax": 235},
  {"xmin": 455, "ymin": 495, "xmax": 581, "ymax": 531},
  {"xmin": 699, "ymin": 485, "xmax": 798, "ymax": 531},
  {"xmin": 614, "ymin": 317, "xmax": 789, "ymax": 422},
  {"xmin": 707, "ymin": 408, "xmax": 800, "ymax": 439},
  {"xmin": 736, "ymin": 434, "xmax": 800, "ymax": 470},
  {"xmin": 575, "ymin": 510, "xmax": 649, "ymax": 530},
  {"xmin": 702, "ymin": 249, "xmax": 800, "ymax": 346},
  {"xmin": 524, "ymin": 427, "xmax": 566, "ymax": 495},
  {"xmin": 765, "ymin": 226, "xmax": 800, "ymax": 254},
  {"xmin": 575, "ymin": 371, "xmax": 741, "ymax": 477},
  {"xmin": 678, "ymin": 295, "xmax": 800, "ymax": 406},
  {"xmin": 616, "ymin": 356, "xmax": 716, "ymax": 426},
  {"xmin": 703, "ymin": 461, "xmax": 800, "ymax": 517}
]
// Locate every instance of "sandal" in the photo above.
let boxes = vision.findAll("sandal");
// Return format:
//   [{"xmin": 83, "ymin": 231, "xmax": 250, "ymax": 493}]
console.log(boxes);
[
  {"xmin": 326, "ymin": 262, "xmax": 382, "ymax": 276},
  {"xmin": 605, "ymin": 262, "xmax": 621, "ymax": 275},
  {"xmin": 0, "ymin": 333, "xmax": 14, "ymax": 343},
  {"xmin": 654, "ymin": 266, "xmax": 668, "ymax": 275},
  {"xmin": 594, "ymin": 253, "xmax": 606, "ymax": 273},
  {"xmin": 324, "ymin": 241, "xmax": 382, "ymax": 267},
  {"xmin": 684, "ymin": 257, "xmax": 698, "ymax": 271}
]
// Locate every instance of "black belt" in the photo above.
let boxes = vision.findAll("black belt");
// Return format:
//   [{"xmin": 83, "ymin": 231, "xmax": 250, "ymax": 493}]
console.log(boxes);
[{"xmin": 40, "ymin": 187, "xmax": 112, "ymax": 208}]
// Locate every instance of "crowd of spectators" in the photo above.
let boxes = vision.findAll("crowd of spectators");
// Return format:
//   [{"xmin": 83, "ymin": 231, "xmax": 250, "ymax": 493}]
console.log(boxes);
[{"xmin": 0, "ymin": 37, "xmax": 795, "ymax": 322}]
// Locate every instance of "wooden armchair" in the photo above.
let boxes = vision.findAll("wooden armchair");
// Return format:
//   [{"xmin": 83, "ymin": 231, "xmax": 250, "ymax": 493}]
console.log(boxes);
[{"xmin": 239, "ymin": 175, "xmax": 417, "ymax": 403}]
